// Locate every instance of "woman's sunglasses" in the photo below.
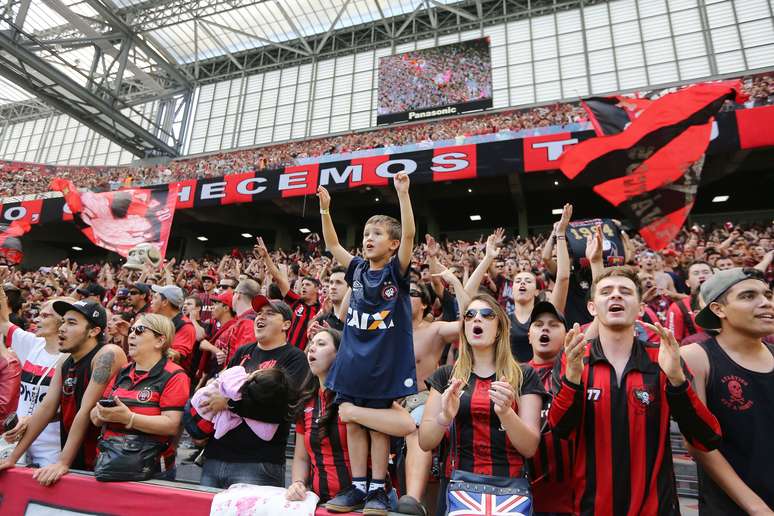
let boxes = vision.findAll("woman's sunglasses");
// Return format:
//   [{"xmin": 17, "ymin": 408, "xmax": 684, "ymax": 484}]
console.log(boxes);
[
  {"xmin": 463, "ymin": 308, "xmax": 497, "ymax": 321},
  {"xmin": 409, "ymin": 290, "xmax": 423, "ymax": 298},
  {"xmin": 129, "ymin": 325, "xmax": 161, "ymax": 336}
]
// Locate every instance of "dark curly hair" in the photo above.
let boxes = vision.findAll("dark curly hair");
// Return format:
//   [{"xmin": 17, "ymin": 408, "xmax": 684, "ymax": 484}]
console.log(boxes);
[{"xmin": 295, "ymin": 328, "xmax": 342, "ymax": 439}]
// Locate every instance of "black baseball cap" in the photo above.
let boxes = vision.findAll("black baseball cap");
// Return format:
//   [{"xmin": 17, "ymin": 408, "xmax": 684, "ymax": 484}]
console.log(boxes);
[
  {"xmin": 53, "ymin": 300, "xmax": 108, "ymax": 329},
  {"xmin": 132, "ymin": 283, "xmax": 151, "ymax": 295},
  {"xmin": 529, "ymin": 301, "xmax": 568, "ymax": 329},
  {"xmin": 251, "ymin": 295, "xmax": 293, "ymax": 322},
  {"xmin": 76, "ymin": 283, "xmax": 107, "ymax": 299}
]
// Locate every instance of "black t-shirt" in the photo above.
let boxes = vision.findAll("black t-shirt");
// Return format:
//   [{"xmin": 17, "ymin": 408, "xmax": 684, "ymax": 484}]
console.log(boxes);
[
  {"xmin": 509, "ymin": 313, "xmax": 533, "ymax": 363},
  {"xmin": 203, "ymin": 342, "xmax": 310, "ymax": 464},
  {"xmin": 426, "ymin": 364, "xmax": 545, "ymax": 477},
  {"xmin": 316, "ymin": 310, "xmax": 344, "ymax": 331},
  {"xmin": 564, "ymin": 273, "xmax": 593, "ymax": 327}
]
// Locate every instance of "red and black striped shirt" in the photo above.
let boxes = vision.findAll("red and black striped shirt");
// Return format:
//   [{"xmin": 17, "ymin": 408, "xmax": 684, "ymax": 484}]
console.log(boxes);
[
  {"xmin": 528, "ymin": 360, "xmax": 574, "ymax": 514},
  {"xmin": 101, "ymin": 357, "xmax": 189, "ymax": 470},
  {"xmin": 295, "ymin": 388, "xmax": 350, "ymax": 502},
  {"xmin": 426, "ymin": 364, "xmax": 545, "ymax": 478},
  {"xmin": 60, "ymin": 343, "xmax": 103, "ymax": 471},
  {"xmin": 284, "ymin": 291, "xmax": 320, "ymax": 351},
  {"xmin": 548, "ymin": 337, "xmax": 722, "ymax": 516}
]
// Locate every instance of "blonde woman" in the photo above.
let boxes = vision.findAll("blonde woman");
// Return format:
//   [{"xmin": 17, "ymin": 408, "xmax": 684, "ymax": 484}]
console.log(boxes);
[
  {"xmin": 90, "ymin": 313, "xmax": 190, "ymax": 480},
  {"xmin": 419, "ymin": 294, "xmax": 544, "ymax": 515}
]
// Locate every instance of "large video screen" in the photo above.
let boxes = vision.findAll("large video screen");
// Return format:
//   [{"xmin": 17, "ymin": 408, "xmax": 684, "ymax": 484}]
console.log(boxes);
[{"xmin": 377, "ymin": 38, "xmax": 493, "ymax": 124}]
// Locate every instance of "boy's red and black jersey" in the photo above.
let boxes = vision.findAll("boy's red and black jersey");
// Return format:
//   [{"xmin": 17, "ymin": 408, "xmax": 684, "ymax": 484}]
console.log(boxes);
[
  {"xmin": 60, "ymin": 343, "xmax": 103, "ymax": 471},
  {"xmin": 426, "ymin": 364, "xmax": 545, "ymax": 478},
  {"xmin": 101, "ymin": 357, "xmax": 190, "ymax": 470},
  {"xmin": 548, "ymin": 337, "xmax": 722, "ymax": 516},
  {"xmin": 527, "ymin": 360, "xmax": 574, "ymax": 514},
  {"xmin": 284, "ymin": 291, "xmax": 320, "ymax": 351},
  {"xmin": 295, "ymin": 388, "xmax": 350, "ymax": 502}
]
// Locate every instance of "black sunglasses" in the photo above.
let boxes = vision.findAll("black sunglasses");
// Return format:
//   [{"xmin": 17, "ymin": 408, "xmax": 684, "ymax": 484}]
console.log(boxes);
[
  {"xmin": 129, "ymin": 325, "xmax": 161, "ymax": 336},
  {"xmin": 218, "ymin": 284, "xmax": 231, "ymax": 289},
  {"xmin": 128, "ymin": 290, "xmax": 142, "ymax": 295},
  {"xmin": 409, "ymin": 290, "xmax": 423, "ymax": 298},
  {"xmin": 463, "ymin": 308, "xmax": 497, "ymax": 321}
]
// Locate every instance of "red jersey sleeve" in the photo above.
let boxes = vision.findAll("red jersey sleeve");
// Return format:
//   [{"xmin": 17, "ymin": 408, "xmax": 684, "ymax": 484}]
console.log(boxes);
[
  {"xmin": 284, "ymin": 290, "xmax": 301, "ymax": 304},
  {"xmin": 160, "ymin": 371, "xmax": 191, "ymax": 411},
  {"xmin": 172, "ymin": 324, "xmax": 196, "ymax": 360},
  {"xmin": 0, "ymin": 354, "xmax": 21, "ymax": 421}
]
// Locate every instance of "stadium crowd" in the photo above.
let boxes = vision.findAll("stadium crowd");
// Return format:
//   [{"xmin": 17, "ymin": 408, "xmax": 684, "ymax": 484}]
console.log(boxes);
[
  {"xmin": 1, "ymin": 74, "xmax": 772, "ymax": 200},
  {"xmin": 0, "ymin": 169, "xmax": 771, "ymax": 515}
]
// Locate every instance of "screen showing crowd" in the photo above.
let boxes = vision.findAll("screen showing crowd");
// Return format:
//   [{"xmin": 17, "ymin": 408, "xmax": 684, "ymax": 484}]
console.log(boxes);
[{"xmin": 377, "ymin": 38, "xmax": 493, "ymax": 124}]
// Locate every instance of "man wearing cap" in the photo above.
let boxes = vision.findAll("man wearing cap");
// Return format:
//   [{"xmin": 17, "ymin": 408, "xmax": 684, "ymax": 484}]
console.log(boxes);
[
  {"xmin": 681, "ymin": 268, "xmax": 774, "ymax": 515},
  {"xmin": 126, "ymin": 283, "xmax": 151, "ymax": 320},
  {"xmin": 75, "ymin": 283, "xmax": 107, "ymax": 304},
  {"xmin": 666, "ymin": 261, "xmax": 714, "ymax": 344},
  {"xmin": 197, "ymin": 272, "xmax": 218, "ymax": 323},
  {"xmin": 527, "ymin": 301, "xmax": 574, "ymax": 515},
  {"xmin": 197, "ymin": 295, "xmax": 308, "ymax": 489},
  {"xmin": 196, "ymin": 290, "xmax": 238, "ymax": 380},
  {"xmin": 0, "ymin": 300, "xmax": 126, "ymax": 486},
  {"xmin": 151, "ymin": 285, "xmax": 196, "ymax": 375}
]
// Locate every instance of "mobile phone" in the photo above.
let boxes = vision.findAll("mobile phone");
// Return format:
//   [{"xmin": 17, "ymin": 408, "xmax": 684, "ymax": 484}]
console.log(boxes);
[
  {"xmin": 4, "ymin": 413, "xmax": 18, "ymax": 433},
  {"xmin": 98, "ymin": 399, "xmax": 117, "ymax": 408}
]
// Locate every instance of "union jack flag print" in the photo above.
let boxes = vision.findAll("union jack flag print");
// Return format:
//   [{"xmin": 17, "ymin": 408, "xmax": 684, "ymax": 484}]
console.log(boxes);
[{"xmin": 447, "ymin": 490, "xmax": 532, "ymax": 515}]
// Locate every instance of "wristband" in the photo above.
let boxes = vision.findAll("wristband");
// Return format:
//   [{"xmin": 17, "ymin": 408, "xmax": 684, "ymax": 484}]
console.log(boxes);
[
  {"xmin": 555, "ymin": 236, "xmax": 566, "ymax": 240},
  {"xmin": 320, "ymin": 209, "xmax": 330, "ymax": 215}
]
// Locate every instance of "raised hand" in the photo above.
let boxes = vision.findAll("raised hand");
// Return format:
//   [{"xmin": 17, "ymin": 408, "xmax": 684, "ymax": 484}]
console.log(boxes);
[
  {"xmin": 425, "ymin": 234, "xmax": 440, "ymax": 259},
  {"xmin": 564, "ymin": 323, "xmax": 586, "ymax": 384},
  {"xmin": 585, "ymin": 225, "xmax": 604, "ymax": 264},
  {"xmin": 486, "ymin": 227, "xmax": 505, "ymax": 259},
  {"xmin": 438, "ymin": 378, "xmax": 465, "ymax": 426},
  {"xmin": 253, "ymin": 237, "xmax": 269, "ymax": 260},
  {"xmin": 642, "ymin": 322, "xmax": 686, "ymax": 386},
  {"xmin": 316, "ymin": 186, "xmax": 331, "ymax": 211},
  {"xmin": 490, "ymin": 377, "xmax": 516, "ymax": 417},
  {"xmin": 557, "ymin": 203, "xmax": 573, "ymax": 233},
  {"xmin": 393, "ymin": 171, "xmax": 410, "ymax": 194}
]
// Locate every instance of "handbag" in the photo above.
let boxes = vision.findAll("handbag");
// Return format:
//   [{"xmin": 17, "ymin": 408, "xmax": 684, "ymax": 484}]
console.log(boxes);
[
  {"xmin": 94, "ymin": 434, "xmax": 167, "ymax": 482},
  {"xmin": 444, "ymin": 421, "xmax": 534, "ymax": 515}
]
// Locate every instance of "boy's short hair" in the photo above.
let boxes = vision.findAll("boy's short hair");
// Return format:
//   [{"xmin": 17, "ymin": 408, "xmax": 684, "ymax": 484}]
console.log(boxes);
[
  {"xmin": 365, "ymin": 215, "xmax": 401, "ymax": 241},
  {"xmin": 590, "ymin": 266, "xmax": 642, "ymax": 300},
  {"xmin": 301, "ymin": 276, "xmax": 321, "ymax": 288}
]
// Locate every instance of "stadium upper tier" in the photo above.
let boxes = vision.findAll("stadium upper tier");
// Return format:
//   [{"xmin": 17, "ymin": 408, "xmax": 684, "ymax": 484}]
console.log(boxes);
[{"xmin": 0, "ymin": 73, "xmax": 771, "ymax": 201}]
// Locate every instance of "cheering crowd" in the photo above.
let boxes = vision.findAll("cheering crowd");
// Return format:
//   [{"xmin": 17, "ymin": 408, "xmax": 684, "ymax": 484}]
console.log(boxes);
[
  {"xmin": 377, "ymin": 41, "xmax": 493, "ymax": 115},
  {"xmin": 0, "ymin": 167, "xmax": 771, "ymax": 515},
  {"xmin": 2, "ymin": 74, "xmax": 772, "ymax": 200}
]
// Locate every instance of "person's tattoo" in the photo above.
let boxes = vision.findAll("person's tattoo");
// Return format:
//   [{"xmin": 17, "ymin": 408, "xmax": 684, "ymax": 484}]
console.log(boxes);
[{"xmin": 92, "ymin": 350, "xmax": 115, "ymax": 384}]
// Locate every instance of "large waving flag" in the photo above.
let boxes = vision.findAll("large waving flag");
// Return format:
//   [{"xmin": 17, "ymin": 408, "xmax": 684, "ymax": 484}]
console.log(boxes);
[
  {"xmin": 561, "ymin": 81, "xmax": 745, "ymax": 249},
  {"xmin": 0, "ymin": 220, "xmax": 31, "ymax": 264},
  {"xmin": 51, "ymin": 179, "xmax": 178, "ymax": 257}
]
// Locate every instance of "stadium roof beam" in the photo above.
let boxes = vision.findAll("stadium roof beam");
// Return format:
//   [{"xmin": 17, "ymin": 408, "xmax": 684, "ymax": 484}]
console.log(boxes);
[
  {"xmin": 275, "ymin": 1, "xmax": 315, "ymax": 55},
  {"xmin": 371, "ymin": 0, "xmax": 393, "ymax": 37},
  {"xmin": 197, "ymin": 19, "xmax": 244, "ymax": 70},
  {"xmin": 424, "ymin": 0, "xmax": 438, "ymax": 29},
  {"xmin": 0, "ymin": 28, "xmax": 180, "ymax": 157},
  {"xmin": 316, "ymin": 0, "xmax": 354, "ymax": 54},
  {"xmin": 201, "ymin": 18, "xmax": 310, "ymax": 57},
  {"xmin": 430, "ymin": 0, "xmax": 479, "ymax": 22}
]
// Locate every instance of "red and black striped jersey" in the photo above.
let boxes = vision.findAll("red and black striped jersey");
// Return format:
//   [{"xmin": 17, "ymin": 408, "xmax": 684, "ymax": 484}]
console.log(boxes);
[
  {"xmin": 295, "ymin": 388, "xmax": 350, "ymax": 502},
  {"xmin": 101, "ymin": 358, "xmax": 189, "ymax": 471},
  {"xmin": 548, "ymin": 337, "xmax": 722, "ymax": 516},
  {"xmin": 527, "ymin": 360, "xmax": 574, "ymax": 514},
  {"xmin": 284, "ymin": 291, "xmax": 320, "ymax": 351},
  {"xmin": 426, "ymin": 364, "xmax": 545, "ymax": 478},
  {"xmin": 60, "ymin": 343, "xmax": 103, "ymax": 471}
]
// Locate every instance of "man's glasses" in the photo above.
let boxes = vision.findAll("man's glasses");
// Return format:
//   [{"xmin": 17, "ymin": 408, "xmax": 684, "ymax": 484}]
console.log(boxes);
[
  {"xmin": 409, "ymin": 290, "xmax": 423, "ymax": 298},
  {"xmin": 463, "ymin": 308, "xmax": 497, "ymax": 321},
  {"xmin": 218, "ymin": 284, "xmax": 231, "ymax": 289},
  {"xmin": 129, "ymin": 325, "xmax": 161, "ymax": 336},
  {"xmin": 128, "ymin": 290, "xmax": 142, "ymax": 296}
]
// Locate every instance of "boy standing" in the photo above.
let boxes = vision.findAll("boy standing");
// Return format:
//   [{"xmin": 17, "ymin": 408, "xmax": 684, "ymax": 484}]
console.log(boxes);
[{"xmin": 317, "ymin": 172, "xmax": 417, "ymax": 516}]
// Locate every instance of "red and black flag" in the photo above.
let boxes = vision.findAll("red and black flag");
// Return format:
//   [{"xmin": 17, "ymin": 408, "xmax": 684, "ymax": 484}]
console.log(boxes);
[
  {"xmin": 561, "ymin": 81, "xmax": 746, "ymax": 249},
  {"xmin": 582, "ymin": 96, "xmax": 651, "ymax": 136},
  {"xmin": 51, "ymin": 179, "xmax": 178, "ymax": 257},
  {"xmin": 0, "ymin": 220, "xmax": 31, "ymax": 264}
]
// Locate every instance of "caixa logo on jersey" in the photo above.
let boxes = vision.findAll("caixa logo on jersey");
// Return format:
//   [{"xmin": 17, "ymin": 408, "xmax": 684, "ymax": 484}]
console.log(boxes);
[{"xmin": 346, "ymin": 308, "xmax": 395, "ymax": 331}]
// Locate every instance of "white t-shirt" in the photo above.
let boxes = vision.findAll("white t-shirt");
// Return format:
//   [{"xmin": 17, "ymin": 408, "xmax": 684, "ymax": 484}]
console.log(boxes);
[{"xmin": 8, "ymin": 325, "xmax": 64, "ymax": 466}]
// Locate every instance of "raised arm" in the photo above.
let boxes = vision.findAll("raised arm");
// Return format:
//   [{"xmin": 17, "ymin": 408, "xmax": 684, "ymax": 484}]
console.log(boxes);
[
  {"xmin": 393, "ymin": 172, "xmax": 415, "ymax": 274},
  {"xmin": 755, "ymin": 249, "xmax": 773, "ymax": 272},
  {"xmin": 549, "ymin": 203, "xmax": 572, "ymax": 313},
  {"xmin": 316, "ymin": 186, "xmax": 354, "ymax": 269},
  {"xmin": 465, "ymin": 228, "xmax": 504, "ymax": 296},
  {"xmin": 585, "ymin": 225, "xmax": 605, "ymax": 281},
  {"xmin": 255, "ymin": 237, "xmax": 291, "ymax": 296}
]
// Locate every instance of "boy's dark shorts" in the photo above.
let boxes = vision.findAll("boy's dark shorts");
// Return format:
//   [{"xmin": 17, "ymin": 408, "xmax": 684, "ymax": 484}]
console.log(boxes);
[{"xmin": 334, "ymin": 393, "xmax": 394, "ymax": 409}]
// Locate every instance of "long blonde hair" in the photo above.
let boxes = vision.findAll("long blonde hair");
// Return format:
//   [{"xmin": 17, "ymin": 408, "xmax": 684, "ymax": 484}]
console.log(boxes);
[{"xmin": 452, "ymin": 294, "xmax": 524, "ymax": 394}]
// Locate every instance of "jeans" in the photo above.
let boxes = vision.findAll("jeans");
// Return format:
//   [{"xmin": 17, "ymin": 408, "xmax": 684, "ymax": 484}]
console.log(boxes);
[{"xmin": 200, "ymin": 458, "xmax": 285, "ymax": 489}]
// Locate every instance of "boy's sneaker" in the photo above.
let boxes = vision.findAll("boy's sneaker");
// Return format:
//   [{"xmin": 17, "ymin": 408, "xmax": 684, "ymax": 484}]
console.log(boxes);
[
  {"xmin": 397, "ymin": 494, "xmax": 427, "ymax": 515},
  {"xmin": 363, "ymin": 487, "xmax": 390, "ymax": 516},
  {"xmin": 325, "ymin": 485, "xmax": 366, "ymax": 513}
]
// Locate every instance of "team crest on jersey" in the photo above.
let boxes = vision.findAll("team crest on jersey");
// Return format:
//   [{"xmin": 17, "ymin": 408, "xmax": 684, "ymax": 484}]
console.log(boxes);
[
  {"xmin": 720, "ymin": 375, "xmax": 753, "ymax": 411},
  {"xmin": 295, "ymin": 305, "xmax": 305, "ymax": 316},
  {"xmin": 631, "ymin": 385, "xmax": 656, "ymax": 413},
  {"xmin": 259, "ymin": 359, "xmax": 278, "ymax": 370},
  {"xmin": 62, "ymin": 377, "xmax": 76, "ymax": 396},
  {"xmin": 347, "ymin": 309, "xmax": 394, "ymax": 330},
  {"xmin": 137, "ymin": 388, "xmax": 152, "ymax": 402},
  {"xmin": 381, "ymin": 283, "xmax": 398, "ymax": 301}
]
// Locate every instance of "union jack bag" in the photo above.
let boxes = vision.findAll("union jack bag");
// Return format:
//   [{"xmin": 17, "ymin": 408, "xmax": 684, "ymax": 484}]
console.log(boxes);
[{"xmin": 445, "ymin": 423, "xmax": 533, "ymax": 516}]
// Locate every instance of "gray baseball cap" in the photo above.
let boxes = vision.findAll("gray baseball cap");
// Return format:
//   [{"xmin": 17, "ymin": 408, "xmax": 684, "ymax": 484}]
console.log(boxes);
[
  {"xmin": 151, "ymin": 284, "xmax": 185, "ymax": 308},
  {"xmin": 695, "ymin": 267, "xmax": 767, "ymax": 329}
]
